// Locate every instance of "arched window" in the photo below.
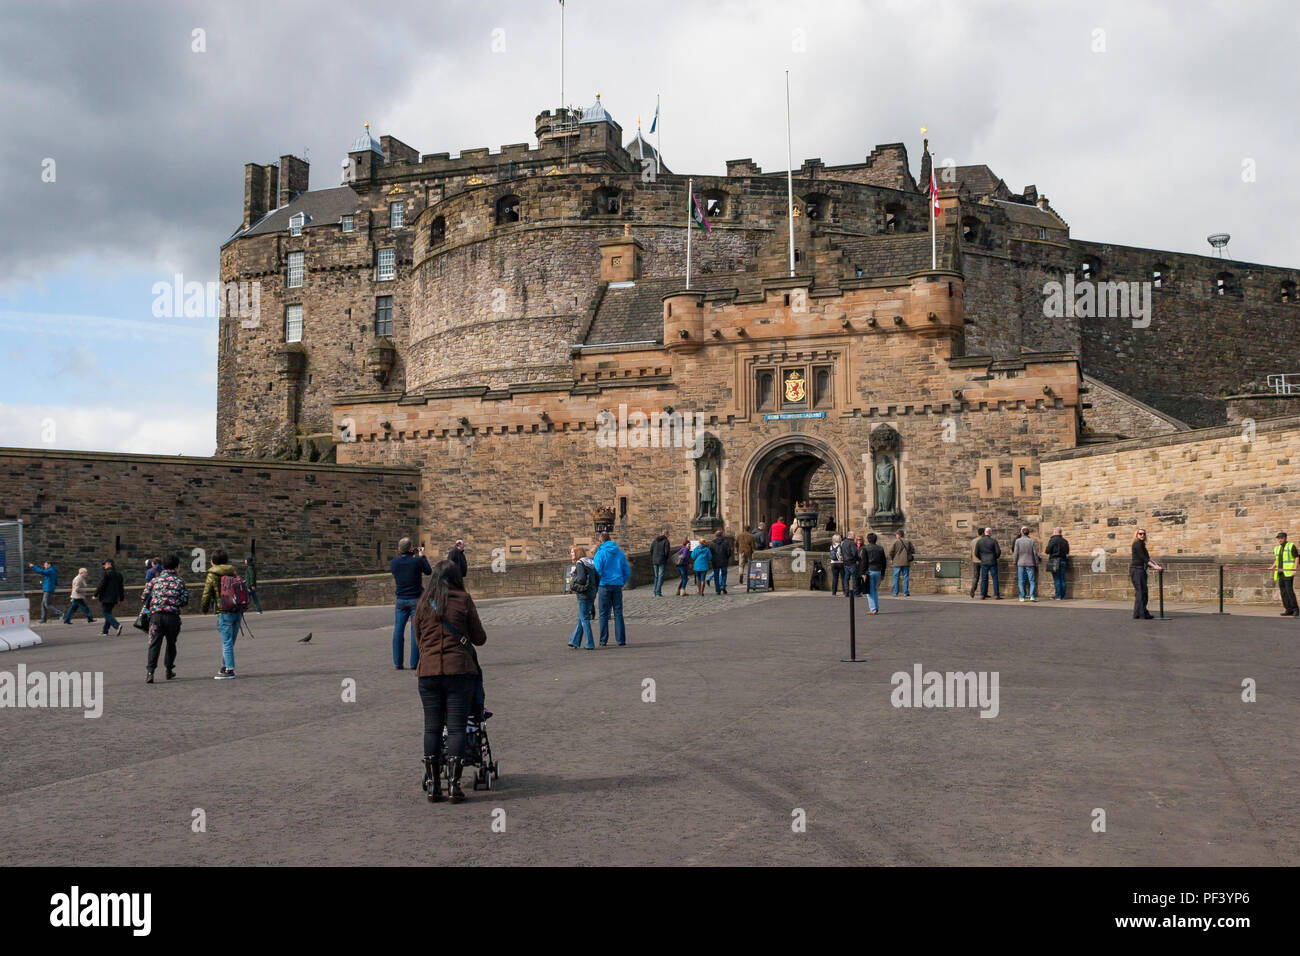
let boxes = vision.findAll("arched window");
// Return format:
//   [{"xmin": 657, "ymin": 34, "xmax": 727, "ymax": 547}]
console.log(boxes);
[
  {"xmin": 803, "ymin": 192, "xmax": 831, "ymax": 222},
  {"xmin": 593, "ymin": 186, "xmax": 621, "ymax": 215},
  {"xmin": 495, "ymin": 194, "xmax": 521, "ymax": 225},
  {"xmin": 430, "ymin": 215, "xmax": 446, "ymax": 246},
  {"xmin": 756, "ymin": 370, "xmax": 775, "ymax": 411},
  {"xmin": 961, "ymin": 217, "xmax": 980, "ymax": 243},
  {"xmin": 883, "ymin": 202, "xmax": 903, "ymax": 234}
]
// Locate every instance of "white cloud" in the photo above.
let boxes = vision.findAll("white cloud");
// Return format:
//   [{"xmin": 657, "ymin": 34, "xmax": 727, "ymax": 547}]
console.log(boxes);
[{"xmin": 0, "ymin": 403, "xmax": 215, "ymax": 457}]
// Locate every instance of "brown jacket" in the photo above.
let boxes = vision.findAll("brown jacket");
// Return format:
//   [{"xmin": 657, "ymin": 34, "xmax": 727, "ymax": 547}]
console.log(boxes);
[
  {"xmin": 736, "ymin": 531, "xmax": 756, "ymax": 557},
  {"xmin": 413, "ymin": 588, "xmax": 487, "ymax": 677}
]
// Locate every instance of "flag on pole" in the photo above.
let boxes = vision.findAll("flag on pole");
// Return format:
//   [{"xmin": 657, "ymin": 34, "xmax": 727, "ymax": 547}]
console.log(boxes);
[
  {"xmin": 928, "ymin": 165, "xmax": 940, "ymax": 217},
  {"xmin": 690, "ymin": 191, "xmax": 711, "ymax": 235},
  {"xmin": 650, "ymin": 100, "xmax": 658, "ymax": 133}
]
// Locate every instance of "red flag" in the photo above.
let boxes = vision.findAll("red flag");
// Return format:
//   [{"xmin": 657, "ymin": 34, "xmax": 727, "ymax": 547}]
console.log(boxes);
[{"xmin": 929, "ymin": 167, "xmax": 940, "ymax": 216}]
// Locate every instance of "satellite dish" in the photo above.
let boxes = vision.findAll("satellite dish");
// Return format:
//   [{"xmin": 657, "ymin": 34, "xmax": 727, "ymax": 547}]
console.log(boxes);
[{"xmin": 1207, "ymin": 233, "xmax": 1231, "ymax": 258}]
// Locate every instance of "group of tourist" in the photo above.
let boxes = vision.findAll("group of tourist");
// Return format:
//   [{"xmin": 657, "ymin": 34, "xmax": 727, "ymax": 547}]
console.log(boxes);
[{"xmin": 827, "ymin": 529, "xmax": 914, "ymax": 614}]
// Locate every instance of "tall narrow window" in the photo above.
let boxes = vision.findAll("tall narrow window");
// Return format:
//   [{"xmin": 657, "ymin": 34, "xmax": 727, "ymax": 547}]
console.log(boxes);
[
  {"xmin": 374, "ymin": 295, "xmax": 393, "ymax": 336},
  {"xmin": 618, "ymin": 496, "xmax": 628, "ymax": 521},
  {"xmin": 389, "ymin": 202, "xmax": 404, "ymax": 228},
  {"xmin": 538, "ymin": 501, "xmax": 544, "ymax": 524},
  {"xmin": 285, "ymin": 304, "xmax": 303, "ymax": 343},
  {"xmin": 813, "ymin": 366, "xmax": 833, "ymax": 408},
  {"xmin": 985, "ymin": 467, "xmax": 992, "ymax": 491},
  {"xmin": 1019, "ymin": 467, "xmax": 1027, "ymax": 492},
  {"xmin": 430, "ymin": 216, "xmax": 446, "ymax": 245},
  {"xmin": 286, "ymin": 251, "xmax": 304, "ymax": 288},
  {"xmin": 376, "ymin": 248, "xmax": 396, "ymax": 281},
  {"xmin": 757, "ymin": 370, "xmax": 775, "ymax": 411}
]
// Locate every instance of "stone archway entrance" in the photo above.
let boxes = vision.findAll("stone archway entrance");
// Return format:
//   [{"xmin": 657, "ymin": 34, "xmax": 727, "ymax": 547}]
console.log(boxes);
[{"xmin": 743, "ymin": 435, "xmax": 849, "ymax": 535}]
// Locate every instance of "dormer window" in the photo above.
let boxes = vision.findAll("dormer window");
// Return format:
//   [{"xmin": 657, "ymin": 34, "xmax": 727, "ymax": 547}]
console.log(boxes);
[
  {"xmin": 288, "ymin": 212, "xmax": 305, "ymax": 237},
  {"xmin": 495, "ymin": 195, "xmax": 521, "ymax": 225},
  {"xmin": 389, "ymin": 201, "xmax": 405, "ymax": 229},
  {"xmin": 430, "ymin": 215, "xmax": 446, "ymax": 246},
  {"xmin": 340, "ymin": 215, "xmax": 355, "ymax": 233}
]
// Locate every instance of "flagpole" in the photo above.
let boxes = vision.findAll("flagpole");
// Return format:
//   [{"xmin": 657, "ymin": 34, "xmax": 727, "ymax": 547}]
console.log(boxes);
[
  {"xmin": 930, "ymin": 145, "xmax": 937, "ymax": 270},
  {"xmin": 560, "ymin": 0, "xmax": 565, "ymax": 113},
  {"xmin": 785, "ymin": 71, "xmax": 795, "ymax": 278},
  {"xmin": 686, "ymin": 178, "xmax": 693, "ymax": 291},
  {"xmin": 655, "ymin": 92, "xmax": 661, "ymax": 175}
]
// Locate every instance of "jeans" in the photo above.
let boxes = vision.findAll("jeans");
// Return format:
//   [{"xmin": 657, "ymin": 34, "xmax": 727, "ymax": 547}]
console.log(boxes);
[
  {"xmin": 979, "ymin": 564, "xmax": 999, "ymax": 597},
  {"xmin": 248, "ymin": 588, "xmax": 263, "ymax": 613},
  {"xmin": 1131, "ymin": 567, "xmax": 1149, "ymax": 617},
  {"xmin": 830, "ymin": 564, "xmax": 844, "ymax": 595},
  {"xmin": 677, "ymin": 564, "xmax": 689, "ymax": 591},
  {"xmin": 100, "ymin": 601, "xmax": 120, "ymax": 634},
  {"xmin": 892, "ymin": 566, "xmax": 910, "ymax": 596},
  {"xmin": 598, "ymin": 585, "xmax": 626, "ymax": 645},
  {"xmin": 866, "ymin": 569, "xmax": 882, "ymax": 612},
  {"xmin": 147, "ymin": 611, "xmax": 181, "ymax": 672},
  {"xmin": 569, "ymin": 595, "xmax": 595, "ymax": 648},
  {"xmin": 1017, "ymin": 565, "xmax": 1037, "ymax": 599},
  {"xmin": 63, "ymin": 599, "xmax": 94, "ymax": 623},
  {"xmin": 715, "ymin": 566, "xmax": 729, "ymax": 593},
  {"xmin": 652, "ymin": 564, "xmax": 666, "ymax": 596},
  {"xmin": 1051, "ymin": 565, "xmax": 1067, "ymax": 599},
  {"xmin": 842, "ymin": 564, "xmax": 859, "ymax": 597},
  {"xmin": 393, "ymin": 597, "xmax": 419, "ymax": 668},
  {"xmin": 217, "ymin": 612, "xmax": 240, "ymax": 670},
  {"xmin": 40, "ymin": 592, "xmax": 61, "ymax": 622},
  {"xmin": 418, "ymin": 673, "xmax": 474, "ymax": 760}
]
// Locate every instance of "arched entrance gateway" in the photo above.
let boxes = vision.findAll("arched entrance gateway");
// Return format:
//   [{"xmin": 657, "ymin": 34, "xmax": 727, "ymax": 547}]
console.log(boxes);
[{"xmin": 743, "ymin": 435, "xmax": 851, "ymax": 535}]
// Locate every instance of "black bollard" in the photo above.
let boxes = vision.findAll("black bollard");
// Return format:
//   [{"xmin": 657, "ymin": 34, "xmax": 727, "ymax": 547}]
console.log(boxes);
[
  {"xmin": 1157, "ymin": 568, "xmax": 1169, "ymax": 621},
  {"xmin": 842, "ymin": 579, "xmax": 866, "ymax": 662},
  {"xmin": 1218, "ymin": 565, "xmax": 1225, "ymax": 615}
]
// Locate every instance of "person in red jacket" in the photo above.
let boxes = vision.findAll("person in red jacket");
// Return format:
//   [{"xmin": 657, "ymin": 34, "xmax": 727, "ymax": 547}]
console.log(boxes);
[{"xmin": 769, "ymin": 516, "xmax": 789, "ymax": 547}]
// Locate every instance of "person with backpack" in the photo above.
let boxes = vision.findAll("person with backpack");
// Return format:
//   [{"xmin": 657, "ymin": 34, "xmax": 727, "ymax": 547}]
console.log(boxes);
[
  {"xmin": 840, "ymin": 532, "xmax": 860, "ymax": 600},
  {"xmin": 200, "ymin": 549, "xmax": 247, "ymax": 680},
  {"xmin": 1272, "ymin": 531, "xmax": 1299, "ymax": 616},
  {"xmin": 889, "ymin": 530, "xmax": 914, "ymax": 597},
  {"xmin": 708, "ymin": 529, "xmax": 734, "ymax": 595},
  {"xmin": 27, "ymin": 560, "xmax": 61, "ymax": 623},
  {"xmin": 94, "ymin": 559, "xmax": 125, "ymax": 635},
  {"xmin": 674, "ymin": 537, "xmax": 691, "ymax": 596},
  {"xmin": 690, "ymin": 538, "xmax": 713, "ymax": 596},
  {"xmin": 565, "ymin": 545, "xmax": 598, "ymax": 649},
  {"xmin": 650, "ymin": 529, "xmax": 672, "ymax": 597},
  {"xmin": 140, "ymin": 554, "xmax": 189, "ymax": 683},
  {"xmin": 593, "ymin": 532, "xmax": 631, "ymax": 646},
  {"xmin": 413, "ymin": 559, "xmax": 488, "ymax": 804}
]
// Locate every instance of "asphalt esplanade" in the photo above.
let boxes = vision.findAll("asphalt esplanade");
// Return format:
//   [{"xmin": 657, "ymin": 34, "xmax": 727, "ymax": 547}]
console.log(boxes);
[{"xmin": 2, "ymin": 590, "xmax": 1295, "ymax": 865}]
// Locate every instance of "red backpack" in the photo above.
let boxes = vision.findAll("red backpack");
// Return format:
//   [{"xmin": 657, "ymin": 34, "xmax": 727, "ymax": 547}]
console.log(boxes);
[{"xmin": 219, "ymin": 573, "xmax": 249, "ymax": 613}]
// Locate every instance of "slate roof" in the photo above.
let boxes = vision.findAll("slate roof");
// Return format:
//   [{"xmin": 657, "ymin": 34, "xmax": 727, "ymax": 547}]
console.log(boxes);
[
  {"xmin": 230, "ymin": 186, "xmax": 361, "ymax": 242},
  {"xmin": 836, "ymin": 233, "xmax": 953, "ymax": 275},
  {"xmin": 946, "ymin": 164, "xmax": 1009, "ymax": 198},
  {"xmin": 585, "ymin": 274, "xmax": 740, "ymax": 346},
  {"xmin": 990, "ymin": 198, "xmax": 1064, "ymax": 229}
]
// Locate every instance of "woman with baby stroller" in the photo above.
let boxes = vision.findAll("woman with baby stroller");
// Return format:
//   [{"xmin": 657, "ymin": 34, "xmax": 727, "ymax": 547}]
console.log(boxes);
[{"xmin": 414, "ymin": 559, "xmax": 487, "ymax": 804}]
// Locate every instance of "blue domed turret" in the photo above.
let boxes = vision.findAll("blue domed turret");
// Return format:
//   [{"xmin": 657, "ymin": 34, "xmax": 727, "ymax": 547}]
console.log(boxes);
[
  {"xmin": 351, "ymin": 123, "xmax": 384, "ymax": 156},
  {"xmin": 580, "ymin": 94, "xmax": 613, "ymax": 126}
]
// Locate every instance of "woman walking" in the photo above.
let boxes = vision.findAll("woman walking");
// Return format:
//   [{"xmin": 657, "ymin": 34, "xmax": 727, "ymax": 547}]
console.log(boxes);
[
  {"xmin": 674, "ymin": 538, "xmax": 691, "ymax": 595},
  {"xmin": 1130, "ymin": 529, "xmax": 1163, "ymax": 620},
  {"xmin": 690, "ymin": 539, "xmax": 713, "ymax": 596},
  {"xmin": 829, "ymin": 534, "xmax": 844, "ymax": 596},
  {"xmin": 565, "ymin": 546, "xmax": 597, "ymax": 649},
  {"xmin": 414, "ymin": 559, "xmax": 487, "ymax": 804}
]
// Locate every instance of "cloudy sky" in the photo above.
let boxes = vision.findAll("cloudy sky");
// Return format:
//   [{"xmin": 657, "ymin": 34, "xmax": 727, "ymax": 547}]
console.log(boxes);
[{"xmin": 1, "ymin": 0, "xmax": 1295, "ymax": 456}]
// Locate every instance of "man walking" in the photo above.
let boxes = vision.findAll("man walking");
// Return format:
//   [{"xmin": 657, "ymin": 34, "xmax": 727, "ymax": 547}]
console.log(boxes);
[
  {"xmin": 28, "ymin": 560, "xmax": 61, "ymax": 623},
  {"xmin": 1272, "ymin": 531, "xmax": 1298, "ymax": 616},
  {"xmin": 447, "ymin": 539, "xmax": 468, "ymax": 578},
  {"xmin": 1130, "ymin": 529, "xmax": 1163, "ymax": 620},
  {"xmin": 593, "ymin": 532, "xmax": 631, "ymax": 646},
  {"xmin": 840, "ymin": 531, "xmax": 860, "ymax": 600},
  {"xmin": 1012, "ymin": 527, "xmax": 1041, "ymax": 603},
  {"xmin": 736, "ymin": 526, "xmax": 756, "ymax": 581},
  {"xmin": 63, "ymin": 567, "xmax": 95, "ymax": 623},
  {"xmin": 1045, "ymin": 527, "xmax": 1070, "ymax": 600},
  {"xmin": 889, "ymin": 529, "xmax": 914, "ymax": 596},
  {"xmin": 391, "ymin": 538, "xmax": 431, "ymax": 669},
  {"xmin": 650, "ymin": 529, "xmax": 672, "ymax": 597},
  {"xmin": 201, "ymin": 549, "xmax": 247, "ymax": 679},
  {"xmin": 974, "ymin": 527, "xmax": 1002, "ymax": 600},
  {"xmin": 140, "ymin": 554, "xmax": 189, "ymax": 683},
  {"xmin": 243, "ymin": 555, "xmax": 263, "ymax": 613},
  {"xmin": 94, "ymin": 559, "xmax": 125, "ymax": 635},
  {"xmin": 709, "ymin": 529, "xmax": 734, "ymax": 595}
]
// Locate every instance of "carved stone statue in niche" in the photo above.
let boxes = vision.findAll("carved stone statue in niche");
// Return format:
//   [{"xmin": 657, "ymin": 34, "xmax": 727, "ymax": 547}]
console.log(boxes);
[
  {"xmin": 693, "ymin": 434, "xmax": 724, "ymax": 529},
  {"xmin": 869, "ymin": 424, "xmax": 903, "ymax": 526}
]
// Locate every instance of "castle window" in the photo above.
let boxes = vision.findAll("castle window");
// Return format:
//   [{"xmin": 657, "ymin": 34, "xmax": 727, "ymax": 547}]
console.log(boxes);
[
  {"xmin": 374, "ymin": 296, "xmax": 393, "ymax": 336},
  {"xmin": 1281, "ymin": 280, "xmax": 1296, "ymax": 304},
  {"xmin": 1080, "ymin": 262, "xmax": 1093, "ymax": 281},
  {"xmin": 1152, "ymin": 263, "xmax": 1168, "ymax": 289},
  {"xmin": 340, "ymin": 215, "xmax": 355, "ymax": 233},
  {"xmin": 985, "ymin": 467, "xmax": 992, "ymax": 491},
  {"xmin": 389, "ymin": 201, "xmax": 405, "ymax": 229},
  {"xmin": 593, "ymin": 186, "xmax": 621, "ymax": 215},
  {"xmin": 813, "ymin": 365, "xmax": 833, "ymax": 409},
  {"xmin": 286, "ymin": 251, "xmax": 304, "ymax": 289},
  {"xmin": 756, "ymin": 369, "xmax": 775, "ymax": 411},
  {"xmin": 430, "ymin": 216, "xmax": 446, "ymax": 246},
  {"xmin": 961, "ymin": 217, "xmax": 979, "ymax": 242},
  {"xmin": 288, "ymin": 212, "xmax": 305, "ymax": 237},
  {"xmin": 699, "ymin": 189, "xmax": 727, "ymax": 219},
  {"xmin": 1216, "ymin": 272, "xmax": 1237, "ymax": 296},
  {"xmin": 1019, "ymin": 467, "xmax": 1027, "ymax": 492},
  {"xmin": 376, "ymin": 248, "xmax": 396, "ymax": 281},
  {"xmin": 618, "ymin": 496, "xmax": 629, "ymax": 524},
  {"xmin": 1036, "ymin": 227, "xmax": 1047, "ymax": 240},
  {"xmin": 284, "ymin": 304, "xmax": 303, "ymax": 343},
  {"xmin": 803, "ymin": 193, "xmax": 831, "ymax": 222},
  {"xmin": 495, "ymin": 194, "xmax": 521, "ymax": 225}
]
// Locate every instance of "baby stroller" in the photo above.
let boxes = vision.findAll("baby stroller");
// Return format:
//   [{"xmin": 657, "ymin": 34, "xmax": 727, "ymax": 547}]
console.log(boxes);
[{"xmin": 441, "ymin": 671, "xmax": 500, "ymax": 791}]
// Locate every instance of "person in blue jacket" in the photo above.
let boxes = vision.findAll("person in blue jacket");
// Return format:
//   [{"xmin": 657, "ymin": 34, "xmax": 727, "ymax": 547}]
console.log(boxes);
[
  {"xmin": 691, "ymin": 539, "xmax": 713, "ymax": 596},
  {"xmin": 28, "ymin": 560, "xmax": 61, "ymax": 623},
  {"xmin": 592, "ymin": 532, "xmax": 631, "ymax": 647}
]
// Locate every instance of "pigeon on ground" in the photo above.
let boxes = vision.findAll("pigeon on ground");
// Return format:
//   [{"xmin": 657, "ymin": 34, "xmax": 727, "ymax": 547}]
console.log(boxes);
[{"xmin": 298, "ymin": 632, "xmax": 312, "ymax": 644}]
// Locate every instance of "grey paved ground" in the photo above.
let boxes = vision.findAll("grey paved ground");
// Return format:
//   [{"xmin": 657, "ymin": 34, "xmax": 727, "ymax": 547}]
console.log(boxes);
[{"xmin": 1, "ymin": 588, "xmax": 1296, "ymax": 866}]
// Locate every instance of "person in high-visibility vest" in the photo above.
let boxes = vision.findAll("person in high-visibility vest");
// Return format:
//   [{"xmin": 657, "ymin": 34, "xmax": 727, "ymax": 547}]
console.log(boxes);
[{"xmin": 1272, "ymin": 531, "xmax": 1299, "ymax": 617}]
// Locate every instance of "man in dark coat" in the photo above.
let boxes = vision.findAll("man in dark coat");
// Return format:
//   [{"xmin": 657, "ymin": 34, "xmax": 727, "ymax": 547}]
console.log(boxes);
[
  {"xmin": 650, "ymin": 529, "xmax": 672, "ymax": 597},
  {"xmin": 447, "ymin": 539, "xmax": 468, "ymax": 577},
  {"xmin": 94, "ymin": 559, "xmax": 125, "ymax": 636},
  {"xmin": 974, "ymin": 527, "xmax": 1002, "ymax": 600},
  {"xmin": 708, "ymin": 530, "xmax": 734, "ymax": 595}
]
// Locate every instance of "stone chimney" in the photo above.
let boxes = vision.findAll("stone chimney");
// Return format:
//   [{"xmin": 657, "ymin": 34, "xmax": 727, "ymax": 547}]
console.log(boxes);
[
  {"xmin": 278, "ymin": 154, "xmax": 310, "ymax": 207},
  {"xmin": 599, "ymin": 224, "xmax": 643, "ymax": 282},
  {"xmin": 243, "ymin": 162, "xmax": 278, "ymax": 228}
]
